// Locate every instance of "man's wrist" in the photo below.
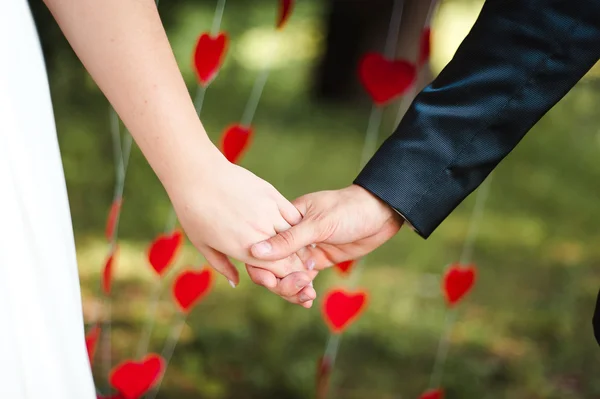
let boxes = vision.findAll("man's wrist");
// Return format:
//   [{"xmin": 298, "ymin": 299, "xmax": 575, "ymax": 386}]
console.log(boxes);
[{"xmin": 349, "ymin": 184, "xmax": 414, "ymax": 232}]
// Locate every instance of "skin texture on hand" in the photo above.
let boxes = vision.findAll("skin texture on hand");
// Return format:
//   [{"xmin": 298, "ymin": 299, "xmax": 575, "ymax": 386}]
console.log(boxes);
[
  {"xmin": 249, "ymin": 185, "xmax": 404, "ymax": 272},
  {"xmin": 168, "ymin": 151, "xmax": 318, "ymax": 307},
  {"xmin": 43, "ymin": 0, "xmax": 315, "ymax": 307}
]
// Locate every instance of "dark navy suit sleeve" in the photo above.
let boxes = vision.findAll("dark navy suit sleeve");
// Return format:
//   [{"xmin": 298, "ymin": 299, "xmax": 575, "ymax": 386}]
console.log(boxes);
[{"xmin": 354, "ymin": 0, "xmax": 600, "ymax": 239}]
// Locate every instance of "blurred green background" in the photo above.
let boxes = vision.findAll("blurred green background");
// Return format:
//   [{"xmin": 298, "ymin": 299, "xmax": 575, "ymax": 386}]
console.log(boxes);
[{"xmin": 29, "ymin": 0, "xmax": 600, "ymax": 398}]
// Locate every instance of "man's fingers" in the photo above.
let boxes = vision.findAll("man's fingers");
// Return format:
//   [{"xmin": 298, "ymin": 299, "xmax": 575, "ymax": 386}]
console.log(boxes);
[
  {"xmin": 201, "ymin": 246, "xmax": 239, "ymax": 287},
  {"xmin": 278, "ymin": 195, "xmax": 308, "ymax": 226},
  {"xmin": 246, "ymin": 265, "xmax": 278, "ymax": 289},
  {"xmin": 251, "ymin": 222, "xmax": 319, "ymax": 261},
  {"xmin": 275, "ymin": 271, "xmax": 318, "ymax": 297},
  {"xmin": 246, "ymin": 264, "xmax": 318, "ymax": 308}
]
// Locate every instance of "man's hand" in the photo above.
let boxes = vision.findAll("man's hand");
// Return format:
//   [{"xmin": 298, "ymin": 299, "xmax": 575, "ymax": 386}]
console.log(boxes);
[{"xmin": 248, "ymin": 185, "xmax": 404, "ymax": 270}]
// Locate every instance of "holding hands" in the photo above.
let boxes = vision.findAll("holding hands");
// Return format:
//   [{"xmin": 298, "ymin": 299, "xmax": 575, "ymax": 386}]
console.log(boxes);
[{"xmin": 166, "ymin": 147, "xmax": 318, "ymax": 308}]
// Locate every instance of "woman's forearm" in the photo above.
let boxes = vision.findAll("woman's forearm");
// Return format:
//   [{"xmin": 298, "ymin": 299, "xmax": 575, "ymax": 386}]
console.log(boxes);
[{"xmin": 43, "ymin": 0, "xmax": 217, "ymax": 189}]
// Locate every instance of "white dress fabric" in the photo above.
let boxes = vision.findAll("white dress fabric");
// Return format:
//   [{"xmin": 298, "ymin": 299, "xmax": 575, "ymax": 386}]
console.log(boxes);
[{"xmin": 0, "ymin": 1, "xmax": 96, "ymax": 398}]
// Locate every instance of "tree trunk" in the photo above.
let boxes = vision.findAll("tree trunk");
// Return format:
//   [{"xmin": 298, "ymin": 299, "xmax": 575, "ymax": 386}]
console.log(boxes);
[{"xmin": 313, "ymin": 0, "xmax": 435, "ymax": 103}]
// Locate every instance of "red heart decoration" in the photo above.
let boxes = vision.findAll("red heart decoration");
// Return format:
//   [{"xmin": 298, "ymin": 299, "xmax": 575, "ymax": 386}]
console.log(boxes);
[
  {"xmin": 102, "ymin": 247, "xmax": 117, "ymax": 295},
  {"xmin": 358, "ymin": 52, "xmax": 416, "ymax": 105},
  {"xmin": 172, "ymin": 267, "xmax": 214, "ymax": 313},
  {"xmin": 419, "ymin": 388, "xmax": 444, "ymax": 399},
  {"xmin": 443, "ymin": 263, "xmax": 476, "ymax": 307},
  {"xmin": 105, "ymin": 198, "xmax": 122, "ymax": 241},
  {"xmin": 109, "ymin": 354, "xmax": 165, "ymax": 399},
  {"xmin": 315, "ymin": 355, "xmax": 333, "ymax": 399},
  {"xmin": 419, "ymin": 27, "xmax": 432, "ymax": 66},
  {"xmin": 322, "ymin": 289, "xmax": 368, "ymax": 333},
  {"xmin": 277, "ymin": 0, "xmax": 294, "ymax": 29},
  {"xmin": 148, "ymin": 231, "xmax": 183, "ymax": 276},
  {"xmin": 85, "ymin": 325, "xmax": 101, "ymax": 365},
  {"xmin": 220, "ymin": 124, "xmax": 253, "ymax": 164},
  {"xmin": 334, "ymin": 260, "xmax": 356, "ymax": 276},
  {"xmin": 193, "ymin": 32, "xmax": 228, "ymax": 87}
]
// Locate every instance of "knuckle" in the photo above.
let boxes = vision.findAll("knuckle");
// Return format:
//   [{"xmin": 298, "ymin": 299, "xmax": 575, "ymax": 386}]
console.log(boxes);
[{"xmin": 278, "ymin": 230, "xmax": 295, "ymax": 248}]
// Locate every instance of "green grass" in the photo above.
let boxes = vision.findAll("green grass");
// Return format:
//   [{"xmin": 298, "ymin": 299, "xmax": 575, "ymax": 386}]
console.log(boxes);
[{"xmin": 41, "ymin": 0, "xmax": 600, "ymax": 397}]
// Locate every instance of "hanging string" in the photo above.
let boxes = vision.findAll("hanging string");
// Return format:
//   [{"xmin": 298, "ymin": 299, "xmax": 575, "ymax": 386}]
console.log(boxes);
[
  {"xmin": 139, "ymin": 4, "xmax": 293, "ymax": 394},
  {"xmin": 428, "ymin": 173, "xmax": 494, "ymax": 389},
  {"xmin": 317, "ymin": 2, "xmax": 405, "ymax": 398},
  {"xmin": 97, "ymin": 107, "xmax": 134, "ymax": 391},
  {"xmin": 135, "ymin": 0, "xmax": 229, "ymax": 360},
  {"xmin": 144, "ymin": 314, "xmax": 187, "ymax": 399},
  {"xmin": 394, "ymin": 0, "xmax": 438, "ymax": 128}
]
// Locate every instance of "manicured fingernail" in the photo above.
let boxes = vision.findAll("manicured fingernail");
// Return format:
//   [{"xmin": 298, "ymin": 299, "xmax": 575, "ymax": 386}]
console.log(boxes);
[
  {"xmin": 253, "ymin": 241, "xmax": 272, "ymax": 255},
  {"xmin": 299, "ymin": 293, "xmax": 310, "ymax": 302},
  {"xmin": 306, "ymin": 259, "xmax": 315, "ymax": 271},
  {"xmin": 228, "ymin": 279, "xmax": 236, "ymax": 288},
  {"xmin": 295, "ymin": 279, "xmax": 309, "ymax": 289}
]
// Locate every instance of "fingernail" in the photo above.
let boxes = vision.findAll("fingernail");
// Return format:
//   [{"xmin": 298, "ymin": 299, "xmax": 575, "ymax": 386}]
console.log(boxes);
[
  {"xmin": 306, "ymin": 259, "xmax": 315, "ymax": 271},
  {"xmin": 295, "ymin": 279, "xmax": 309, "ymax": 289},
  {"xmin": 299, "ymin": 293, "xmax": 310, "ymax": 302},
  {"xmin": 309, "ymin": 280, "xmax": 313, "ymax": 287},
  {"xmin": 253, "ymin": 241, "xmax": 272, "ymax": 255},
  {"xmin": 228, "ymin": 279, "xmax": 236, "ymax": 288},
  {"xmin": 310, "ymin": 243, "xmax": 316, "ymax": 249}
]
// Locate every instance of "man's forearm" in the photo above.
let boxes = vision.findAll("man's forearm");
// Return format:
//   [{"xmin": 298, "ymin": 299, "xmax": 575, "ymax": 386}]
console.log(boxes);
[{"xmin": 355, "ymin": 0, "xmax": 600, "ymax": 238}]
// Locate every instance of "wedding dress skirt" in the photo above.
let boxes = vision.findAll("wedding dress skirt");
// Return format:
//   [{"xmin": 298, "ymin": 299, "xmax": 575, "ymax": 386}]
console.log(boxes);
[{"xmin": 0, "ymin": 1, "xmax": 96, "ymax": 398}]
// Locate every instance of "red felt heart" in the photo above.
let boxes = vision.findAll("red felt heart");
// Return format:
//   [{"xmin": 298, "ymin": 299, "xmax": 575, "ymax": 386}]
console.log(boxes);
[
  {"xmin": 315, "ymin": 355, "xmax": 333, "ymax": 399},
  {"xmin": 322, "ymin": 289, "xmax": 368, "ymax": 333},
  {"xmin": 110, "ymin": 354, "xmax": 165, "ymax": 399},
  {"xmin": 358, "ymin": 52, "xmax": 416, "ymax": 105},
  {"xmin": 173, "ymin": 267, "xmax": 214, "ymax": 313},
  {"xmin": 419, "ymin": 388, "xmax": 444, "ymax": 399},
  {"xmin": 85, "ymin": 325, "xmax": 101, "ymax": 365},
  {"xmin": 102, "ymin": 247, "xmax": 117, "ymax": 295},
  {"xmin": 334, "ymin": 260, "xmax": 356, "ymax": 276},
  {"xmin": 277, "ymin": 0, "xmax": 294, "ymax": 29},
  {"xmin": 221, "ymin": 124, "xmax": 253, "ymax": 164},
  {"xmin": 193, "ymin": 32, "xmax": 228, "ymax": 87},
  {"xmin": 419, "ymin": 27, "xmax": 432, "ymax": 66},
  {"xmin": 148, "ymin": 231, "xmax": 183, "ymax": 276},
  {"xmin": 443, "ymin": 263, "xmax": 476, "ymax": 307},
  {"xmin": 105, "ymin": 198, "xmax": 122, "ymax": 241}
]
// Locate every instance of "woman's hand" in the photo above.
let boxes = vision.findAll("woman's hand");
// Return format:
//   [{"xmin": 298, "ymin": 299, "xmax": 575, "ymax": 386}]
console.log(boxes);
[
  {"xmin": 43, "ymin": 0, "xmax": 316, "ymax": 306},
  {"xmin": 165, "ymin": 146, "xmax": 317, "ymax": 307}
]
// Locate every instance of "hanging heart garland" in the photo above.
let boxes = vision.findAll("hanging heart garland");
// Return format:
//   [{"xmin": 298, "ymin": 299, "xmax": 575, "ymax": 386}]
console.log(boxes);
[
  {"xmin": 358, "ymin": 52, "xmax": 417, "ymax": 106},
  {"xmin": 315, "ymin": 356, "xmax": 333, "ymax": 399},
  {"xmin": 322, "ymin": 289, "xmax": 368, "ymax": 334},
  {"xmin": 442, "ymin": 263, "xmax": 476, "ymax": 307},
  {"xmin": 85, "ymin": 325, "xmax": 101, "ymax": 365},
  {"xmin": 419, "ymin": 388, "xmax": 444, "ymax": 399},
  {"xmin": 105, "ymin": 198, "xmax": 123, "ymax": 241},
  {"xmin": 276, "ymin": 0, "xmax": 294, "ymax": 30},
  {"xmin": 102, "ymin": 247, "xmax": 118, "ymax": 295},
  {"xmin": 109, "ymin": 354, "xmax": 165, "ymax": 399},
  {"xmin": 220, "ymin": 124, "xmax": 253, "ymax": 164},
  {"xmin": 333, "ymin": 260, "xmax": 356, "ymax": 276},
  {"xmin": 193, "ymin": 32, "xmax": 229, "ymax": 87},
  {"xmin": 147, "ymin": 231, "xmax": 184, "ymax": 277},
  {"xmin": 418, "ymin": 27, "xmax": 432, "ymax": 67},
  {"xmin": 172, "ymin": 267, "xmax": 214, "ymax": 313}
]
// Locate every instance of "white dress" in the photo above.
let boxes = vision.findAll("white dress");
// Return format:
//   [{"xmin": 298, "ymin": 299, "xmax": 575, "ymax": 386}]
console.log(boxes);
[{"xmin": 0, "ymin": 1, "xmax": 97, "ymax": 398}]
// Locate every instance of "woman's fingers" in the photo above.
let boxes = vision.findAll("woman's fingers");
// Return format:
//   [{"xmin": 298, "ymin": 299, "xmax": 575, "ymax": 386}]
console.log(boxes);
[
  {"xmin": 201, "ymin": 246, "xmax": 239, "ymax": 286},
  {"xmin": 245, "ymin": 264, "xmax": 278, "ymax": 289},
  {"xmin": 246, "ymin": 264, "xmax": 317, "ymax": 304}
]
